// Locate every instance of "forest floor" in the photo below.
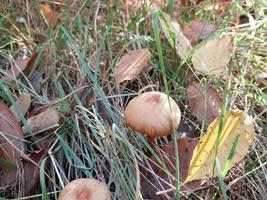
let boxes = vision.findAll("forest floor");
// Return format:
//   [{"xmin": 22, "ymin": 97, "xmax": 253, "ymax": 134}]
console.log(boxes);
[{"xmin": 0, "ymin": 1, "xmax": 266, "ymax": 200}]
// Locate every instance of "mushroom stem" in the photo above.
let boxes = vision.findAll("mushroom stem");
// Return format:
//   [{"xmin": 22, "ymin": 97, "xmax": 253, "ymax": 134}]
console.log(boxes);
[{"xmin": 148, "ymin": 136, "xmax": 156, "ymax": 147}]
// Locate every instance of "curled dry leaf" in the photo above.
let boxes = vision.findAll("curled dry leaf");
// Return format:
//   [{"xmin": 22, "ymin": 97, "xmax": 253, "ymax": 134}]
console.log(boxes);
[
  {"xmin": 22, "ymin": 148, "xmax": 49, "ymax": 195},
  {"xmin": 186, "ymin": 82, "xmax": 222, "ymax": 125},
  {"xmin": 125, "ymin": 92, "xmax": 181, "ymax": 139},
  {"xmin": 158, "ymin": 11, "xmax": 192, "ymax": 59},
  {"xmin": 1, "ymin": 53, "xmax": 38, "ymax": 82},
  {"xmin": 40, "ymin": 3, "xmax": 60, "ymax": 27},
  {"xmin": 0, "ymin": 100, "xmax": 24, "ymax": 188},
  {"xmin": 182, "ymin": 19, "xmax": 217, "ymax": 45},
  {"xmin": 185, "ymin": 110, "xmax": 256, "ymax": 183},
  {"xmin": 114, "ymin": 49, "xmax": 151, "ymax": 84},
  {"xmin": 192, "ymin": 36, "xmax": 233, "ymax": 75},
  {"xmin": 10, "ymin": 92, "xmax": 31, "ymax": 122},
  {"xmin": 141, "ymin": 138, "xmax": 201, "ymax": 199},
  {"xmin": 23, "ymin": 107, "xmax": 59, "ymax": 133},
  {"xmin": 1, "ymin": 57, "xmax": 29, "ymax": 81}
]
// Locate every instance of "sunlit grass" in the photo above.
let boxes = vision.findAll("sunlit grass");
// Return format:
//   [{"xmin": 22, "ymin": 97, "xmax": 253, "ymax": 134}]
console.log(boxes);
[{"xmin": 0, "ymin": 0, "xmax": 266, "ymax": 199}]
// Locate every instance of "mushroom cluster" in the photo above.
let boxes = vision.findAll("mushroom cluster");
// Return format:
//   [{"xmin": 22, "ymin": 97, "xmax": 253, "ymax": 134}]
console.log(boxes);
[
  {"xmin": 58, "ymin": 178, "xmax": 111, "ymax": 200},
  {"xmin": 125, "ymin": 91, "xmax": 181, "ymax": 140}
]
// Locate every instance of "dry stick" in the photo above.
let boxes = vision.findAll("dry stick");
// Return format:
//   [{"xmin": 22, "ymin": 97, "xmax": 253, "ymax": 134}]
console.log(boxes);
[
  {"xmin": 94, "ymin": 1, "xmax": 100, "ymax": 47},
  {"xmin": 133, "ymin": 155, "xmax": 141, "ymax": 200}
]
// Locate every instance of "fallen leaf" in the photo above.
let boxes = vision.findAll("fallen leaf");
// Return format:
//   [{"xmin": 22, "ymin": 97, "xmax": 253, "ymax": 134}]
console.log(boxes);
[
  {"xmin": 0, "ymin": 100, "xmax": 24, "ymax": 187},
  {"xmin": 158, "ymin": 11, "xmax": 192, "ymax": 59},
  {"xmin": 22, "ymin": 107, "xmax": 59, "ymax": 133},
  {"xmin": 185, "ymin": 110, "xmax": 256, "ymax": 182},
  {"xmin": 192, "ymin": 36, "xmax": 233, "ymax": 75},
  {"xmin": 1, "ymin": 58, "xmax": 28, "ymax": 82},
  {"xmin": 186, "ymin": 82, "xmax": 222, "ymax": 125},
  {"xmin": 141, "ymin": 138, "xmax": 201, "ymax": 199},
  {"xmin": 10, "ymin": 92, "xmax": 31, "ymax": 122},
  {"xmin": 114, "ymin": 49, "xmax": 151, "ymax": 84},
  {"xmin": 182, "ymin": 19, "xmax": 217, "ymax": 45},
  {"xmin": 40, "ymin": 3, "xmax": 59, "ymax": 28},
  {"xmin": 1, "ymin": 52, "xmax": 38, "ymax": 82},
  {"xmin": 22, "ymin": 148, "xmax": 49, "ymax": 195}
]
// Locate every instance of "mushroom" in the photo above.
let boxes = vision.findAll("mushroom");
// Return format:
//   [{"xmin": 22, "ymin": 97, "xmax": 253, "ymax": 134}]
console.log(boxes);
[
  {"xmin": 125, "ymin": 91, "xmax": 181, "ymax": 141},
  {"xmin": 58, "ymin": 178, "xmax": 111, "ymax": 200}
]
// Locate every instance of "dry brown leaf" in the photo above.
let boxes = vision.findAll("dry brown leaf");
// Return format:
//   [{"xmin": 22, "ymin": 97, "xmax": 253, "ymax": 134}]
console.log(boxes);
[
  {"xmin": 0, "ymin": 100, "xmax": 24, "ymax": 188},
  {"xmin": 40, "ymin": 3, "xmax": 59, "ymax": 27},
  {"xmin": 158, "ymin": 11, "xmax": 192, "ymax": 59},
  {"xmin": 22, "ymin": 148, "xmax": 48, "ymax": 195},
  {"xmin": 192, "ymin": 36, "xmax": 233, "ymax": 75},
  {"xmin": 10, "ymin": 92, "xmax": 31, "ymax": 122},
  {"xmin": 185, "ymin": 110, "xmax": 256, "ymax": 182},
  {"xmin": 1, "ymin": 52, "xmax": 38, "ymax": 82},
  {"xmin": 1, "ymin": 57, "xmax": 29, "ymax": 82},
  {"xmin": 23, "ymin": 107, "xmax": 59, "ymax": 133},
  {"xmin": 182, "ymin": 19, "xmax": 217, "ymax": 45},
  {"xmin": 141, "ymin": 138, "xmax": 201, "ymax": 199},
  {"xmin": 186, "ymin": 82, "xmax": 222, "ymax": 125},
  {"xmin": 114, "ymin": 49, "xmax": 151, "ymax": 84}
]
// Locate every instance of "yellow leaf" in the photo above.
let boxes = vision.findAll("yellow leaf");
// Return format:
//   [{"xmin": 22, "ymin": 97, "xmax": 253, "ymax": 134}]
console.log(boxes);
[
  {"xmin": 185, "ymin": 110, "xmax": 256, "ymax": 183},
  {"xmin": 192, "ymin": 36, "xmax": 233, "ymax": 75}
]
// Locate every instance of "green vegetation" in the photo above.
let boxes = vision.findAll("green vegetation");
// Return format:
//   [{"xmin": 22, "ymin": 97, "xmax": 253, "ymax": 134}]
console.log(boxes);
[{"xmin": 0, "ymin": 0, "xmax": 266, "ymax": 199}]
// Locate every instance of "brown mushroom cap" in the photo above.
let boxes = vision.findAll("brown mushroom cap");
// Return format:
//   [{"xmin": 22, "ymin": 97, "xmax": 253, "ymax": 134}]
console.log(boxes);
[
  {"xmin": 125, "ymin": 91, "xmax": 181, "ymax": 138},
  {"xmin": 58, "ymin": 178, "xmax": 111, "ymax": 200}
]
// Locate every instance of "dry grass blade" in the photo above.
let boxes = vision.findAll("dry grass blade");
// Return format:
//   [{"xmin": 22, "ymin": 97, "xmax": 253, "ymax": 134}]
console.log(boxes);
[
  {"xmin": 0, "ymin": 100, "xmax": 24, "ymax": 188},
  {"xmin": 10, "ymin": 92, "xmax": 31, "ymax": 122},
  {"xmin": 114, "ymin": 49, "xmax": 151, "ymax": 84},
  {"xmin": 192, "ymin": 36, "xmax": 233, "ymax": 75},
  {"xmin": 22, "ymin": 107, "xmax": 59, "ymax": 133}
]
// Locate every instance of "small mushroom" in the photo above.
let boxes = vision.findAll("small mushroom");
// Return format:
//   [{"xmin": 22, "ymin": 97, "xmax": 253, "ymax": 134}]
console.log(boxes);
[
  {"xmin": 58, "ymin": 178, "xmax": 111, "ymax": 200},
  {"xmin": 125, "ymin": 91, "xmax": 181, "ymax": 140}
]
